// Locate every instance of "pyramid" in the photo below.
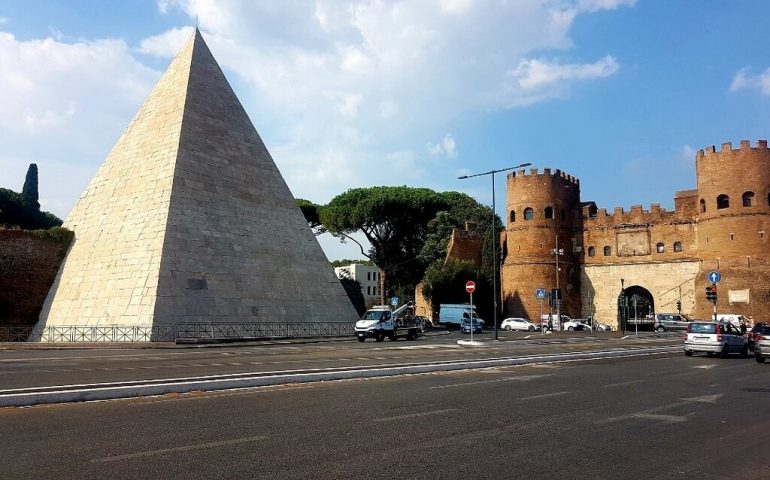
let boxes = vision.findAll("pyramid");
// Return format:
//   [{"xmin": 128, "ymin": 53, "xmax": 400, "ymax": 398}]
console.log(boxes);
[{"xmin": 37, "ymin": 29, "xmax": 358, "ymax": 338}]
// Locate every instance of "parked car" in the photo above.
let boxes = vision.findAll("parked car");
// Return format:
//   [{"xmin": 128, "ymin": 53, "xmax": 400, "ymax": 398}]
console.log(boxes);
[
  {"xmin": 753, "ymin": 324, "xmax": 770, "ymax": 363},
  {"xmin": 748, "ymin": 322, "xmax": 766, "ymax": 351},
  {"xmin": 592, "ymin": 322, "xmax": 614, "ymax": 332},
  {"xmin": 563, "ymin": 319, "xmax": 588, "ymax": 331},
  {"xmin": 683, "ymin": 321, "xmax": 748, "ymax": 358},
  {"xmin": 654, "ymin": 313, "xmax": 691, "ymax": 332},
  {"xmin": 460, "ymin": 319, "xmax": 483, "ymax": 334},
  {"xmin": 501, "ymin": 317, "xmax": 538, "ymax": 332}
]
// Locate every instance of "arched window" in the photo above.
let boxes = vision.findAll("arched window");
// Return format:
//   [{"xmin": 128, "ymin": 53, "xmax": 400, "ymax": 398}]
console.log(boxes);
[
  {"xmin": 510, "ymin": 210, "xmax": 516, "ymax": 222},
  {"xmin": 603, "ymin": 246, "xmax": 611, "ymax": 256},
  {"xmin": 588, "ymin": 246, "xmax": 595, "ymax": 257},
  {"xmin": 700, "ymin": 199, "xmax": 706, "ymax": 213},
  {"xmin": 544, "ymin": 206, "xmax": 554, "ymax": 219},
  {"xmin": 742, "ymin": 191, "xmax": 755, "ymax": 207},
  {"xmin": 673, "ymin": 241, "xmax": 682, "ymax": 252},
  {"xmin": 524, "ymin": 208, "xmax": 534, "ymax": 220},
  {"xmin": 656, "ymin": 242, "xmax": 665, "ymax": 253},
  {"xmin": 716, "ymin": 194, "xmax": 729, "ymax": 209}
]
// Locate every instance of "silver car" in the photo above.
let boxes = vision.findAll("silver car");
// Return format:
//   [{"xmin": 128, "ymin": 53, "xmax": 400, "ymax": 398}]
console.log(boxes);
[
  {"xmin": 753, "ymin": 324, "xmax": 770, "ymax": 363},
  {"xmin": 684, "ymin": 321, "xmax": 748, "ymax": 357},
  {"xmin": 654, "ymin": 313, "xmax": 691, "ymax": 332}
]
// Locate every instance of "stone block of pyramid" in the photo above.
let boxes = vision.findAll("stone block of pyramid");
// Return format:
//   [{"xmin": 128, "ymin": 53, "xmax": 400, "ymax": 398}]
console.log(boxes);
[{"xmin": 37, "ymin": 29, "xmax": 358, "ymax": 337}]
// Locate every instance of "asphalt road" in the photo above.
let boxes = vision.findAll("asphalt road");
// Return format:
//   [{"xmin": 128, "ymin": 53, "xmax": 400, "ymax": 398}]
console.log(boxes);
[
  {"xmin": 3, "ymin": 349, "xmax": 769, "ymax": 479},
  {"xmin": 0, "ymin": 331, "xmax": 678, "ymax": 391}
]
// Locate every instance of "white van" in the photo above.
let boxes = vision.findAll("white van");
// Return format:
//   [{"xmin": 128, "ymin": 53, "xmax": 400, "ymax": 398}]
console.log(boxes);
[{"xmin": 439, "ymin": 304, "xmax": 485, "ymax": 328}]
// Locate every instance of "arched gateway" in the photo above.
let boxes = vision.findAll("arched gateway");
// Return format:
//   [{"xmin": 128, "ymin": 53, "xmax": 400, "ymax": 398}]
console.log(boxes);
[{"xmin": 618, "ymin": 285, "xmax": 655, "ymax": 331}]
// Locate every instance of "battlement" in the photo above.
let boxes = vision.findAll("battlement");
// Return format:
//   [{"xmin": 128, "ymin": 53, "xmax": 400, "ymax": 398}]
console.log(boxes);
[
  {"xmin": 696, "ymin": 139, "xmax": 769, "ymax": 159},
  {"xmin": 583, "ymin": 201, "xmax": 691, "ymax": 225},
  {"xmin": 507, "ymin": 167, "xmax": 580, "ymax": 187}
]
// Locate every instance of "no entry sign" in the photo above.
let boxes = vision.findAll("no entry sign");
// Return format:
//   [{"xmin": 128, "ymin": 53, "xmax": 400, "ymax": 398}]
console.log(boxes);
[{"xmin": 465, "ymin": 281, "xmax": 476, "ymax": 293}]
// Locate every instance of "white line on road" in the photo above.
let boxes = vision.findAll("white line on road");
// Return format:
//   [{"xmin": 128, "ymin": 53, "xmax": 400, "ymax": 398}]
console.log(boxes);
[
  {"xmin": 596, "ymin": 393, "xmax": 723, "ymax": 424},
  {"xmin": 602, "ymin": 380, "xmax": 644, "ymax": 388},
  {"xmin": 90, "ymin": 435, "xmax": 267, "ymax": 462},
  {"xmin": 429, "ymin": 374, "xmax": 553, "ymax": 389},
  {"xmin": 374, "ymin": 408, "xmax": 457, "ymax": 422},
  {"xmin": 518, "ymin": 391, "xmax": 569, "ymax": 401}
]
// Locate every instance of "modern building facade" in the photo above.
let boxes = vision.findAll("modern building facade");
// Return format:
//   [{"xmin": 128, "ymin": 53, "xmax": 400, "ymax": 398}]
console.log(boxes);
[{"xmin": 334, "ymin": 264, "xmax": 381, "ymax": 306}]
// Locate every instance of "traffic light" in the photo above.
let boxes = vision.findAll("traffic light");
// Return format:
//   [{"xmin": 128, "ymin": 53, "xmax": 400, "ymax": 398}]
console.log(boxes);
[
  {"xmin": 676, "ymin": 300, "xmax": 682, "ymax": 313},
  {"xmin": 705, "ymin": 284, "xmax": 717, "ymax": 304}
]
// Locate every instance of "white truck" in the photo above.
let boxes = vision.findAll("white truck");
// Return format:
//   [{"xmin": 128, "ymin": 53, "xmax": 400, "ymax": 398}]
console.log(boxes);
[{"xmin": 355, "ymin": 302, "xmax": 421, "ymax": 342}]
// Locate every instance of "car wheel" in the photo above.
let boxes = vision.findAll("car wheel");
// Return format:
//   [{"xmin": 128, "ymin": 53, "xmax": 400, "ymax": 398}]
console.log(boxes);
[
  {"xmin": 528, "ymin": 326, "xmax": 535, "ymax": 332},
  {"xmin": 684, "ymin": 350, "xmax": 693, "ymax": 356},
  {"xmin": 375, "ymin": 331, "xmax": 385, "ymax": 342},
  {"xmin": 358, "ymin": 336, "xmax": 366, "ymax": 343},
  {"xmin": 505, "ymin": 326, "xmax": 512, "ymax": 331},
  {"xmin": 706, "ymin": 352, "xmax": 715, "ymax": 357},
  {"xmin": 756, "ymin": 354, "xmax": 766, "ymax": 363},
  {"xmin": 567, "ymin": 327, "xmax": 574, "ymax": 331},
  {"xmin": 656, "ymin": 326, "xmax": 665, "ymax": 332}
]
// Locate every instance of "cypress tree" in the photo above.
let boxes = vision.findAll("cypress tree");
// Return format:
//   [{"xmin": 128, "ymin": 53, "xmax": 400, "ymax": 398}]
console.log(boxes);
[{"xmin": 21, "ymin": 163, "xmax": 40, "ymax": 211}]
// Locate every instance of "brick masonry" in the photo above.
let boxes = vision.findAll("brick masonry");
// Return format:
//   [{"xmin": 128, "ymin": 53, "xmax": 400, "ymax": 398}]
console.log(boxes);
[
  {"xmin": 0, "ymin": 230, "xmax": 70, "ymax": 325},
  {"xmin": 501, "ymin": 141, "xmax": 770, "ymax": 327}
]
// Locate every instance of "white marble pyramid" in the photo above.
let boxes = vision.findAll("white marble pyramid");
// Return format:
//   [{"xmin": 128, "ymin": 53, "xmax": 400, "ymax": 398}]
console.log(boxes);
[{"xmin": 37, "ymin": 29, "xmax": 357, "ymax": 339}]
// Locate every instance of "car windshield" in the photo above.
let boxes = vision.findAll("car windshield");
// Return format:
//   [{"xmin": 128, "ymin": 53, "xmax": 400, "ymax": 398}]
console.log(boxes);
[
  {"xmin": 689, "ymin": 323, "xmax": 716, "ymax": 334},
  {"xmin": 759, "ymin": 326, "xmax": 770, "ymax": 335},
  {"xmin": 361, "ymin": 311, "xmax": 385, "ymax": 320}
]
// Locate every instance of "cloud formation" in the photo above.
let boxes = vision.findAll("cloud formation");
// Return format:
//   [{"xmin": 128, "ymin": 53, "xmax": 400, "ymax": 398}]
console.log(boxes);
[
  {"xmin": 1, "ymin": 0, "xmax": 630, "ymax": 252},
  {"xmin": 730, "ymin": 67, "xmax": 770, "ymax": 95}
]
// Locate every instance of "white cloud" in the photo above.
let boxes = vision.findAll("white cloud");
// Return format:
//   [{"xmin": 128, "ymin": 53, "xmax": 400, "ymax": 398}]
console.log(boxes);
[
  {"xmin": 730, "ymin": 66, "xmax": 770, "ymax": 95},
  {"xmin": 428, "ymin": 134, "xmax": 457, "ymax": 158},
  {"xmin": 0, "ymin": 17, "xmax": 8, "ymax": 24},
  {"xmin": 0, "ymin": 0, "xmax": 633, "ymax": 260}
]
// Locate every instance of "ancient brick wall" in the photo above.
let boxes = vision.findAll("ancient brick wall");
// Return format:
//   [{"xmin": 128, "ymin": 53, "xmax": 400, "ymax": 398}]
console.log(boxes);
[{"xmin": 0, "ymin": 229, "xmax": 70, "ymax": 325}]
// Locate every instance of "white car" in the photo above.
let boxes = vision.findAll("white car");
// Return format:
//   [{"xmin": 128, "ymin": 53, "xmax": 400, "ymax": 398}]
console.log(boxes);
[
  {"xmin": 563, "ymin": 319, "xmax": 588, "ymax": 331},
  {"xmin": 501, "ymin": 317, "xmax": 538, "ymax": 332},
  {"xmin": 684, "ymin": 321, "xmax": 748, "ymax": 357}
]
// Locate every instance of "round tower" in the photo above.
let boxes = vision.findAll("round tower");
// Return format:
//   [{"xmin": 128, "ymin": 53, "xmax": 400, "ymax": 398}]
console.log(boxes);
[
  {"xmin": 694, "ymin": 139, "xmax": 770, "ymax": 320},
  {"xmin": 501, "ymin": 167, "xmax": 581, "ymax": 322}
]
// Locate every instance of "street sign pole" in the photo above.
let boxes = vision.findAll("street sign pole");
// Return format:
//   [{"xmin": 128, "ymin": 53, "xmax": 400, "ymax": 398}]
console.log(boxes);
[{"xmin": 469, "ymin": 290, "xmax": 474, "ymax": 342}]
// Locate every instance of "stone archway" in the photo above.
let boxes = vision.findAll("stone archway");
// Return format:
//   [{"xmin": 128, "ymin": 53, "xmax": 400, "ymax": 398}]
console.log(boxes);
[{"xmin": 618, "ymin": 285, "xmax": 655, "ymax": 331}]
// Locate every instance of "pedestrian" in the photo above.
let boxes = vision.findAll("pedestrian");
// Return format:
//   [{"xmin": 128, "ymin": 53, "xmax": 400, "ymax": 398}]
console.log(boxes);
[
  {"xmin": 547, "ymin": 317, "xmax": 553, "ymax": 332},
  {"xmin": 740, "ymin": 318, "xmax": 747, "ymax": 335}
]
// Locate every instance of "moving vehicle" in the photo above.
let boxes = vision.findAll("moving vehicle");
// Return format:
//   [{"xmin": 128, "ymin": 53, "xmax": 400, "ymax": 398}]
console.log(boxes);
[
  {"xmin": 683, "ymin": 321, "xmax": 748, "ymax": 358},
  {"xmin": 716, "ymin": 314, "xmax": 748, "ymax": 328},
  {"xmin": 748, "ymin": 322, "xmax": 766, "ymax": 351},
  {"xmin": 460, "ymin": 319, "xmax": 483, "ymax": 334},
  {"xmin": 753, "ymin": 324, "xmax": 770, "ymax": 363},
  {"xmin": 654, "ymin": 313, "xmax": 691, "ymax": 332},
  {"xmin": 355, "ymin": 302, "xmax": 421, "ymax": 342},
  {"xmin": 439, "ymin": 304, "xmax": 486, "ymax": 328},
  {"xmin": 563, "ymin": 318, "xmax": 587, "ymax": 331},
  {"xmin": 501, "ymin": 317, "xmax": 538, "ymax": 332}
]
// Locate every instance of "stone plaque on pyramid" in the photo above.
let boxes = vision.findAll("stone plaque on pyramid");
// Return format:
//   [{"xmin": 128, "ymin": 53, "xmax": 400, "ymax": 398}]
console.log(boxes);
[{"xmin": 37, "ymin": 29, "xmax": 358, "ymax": 340}]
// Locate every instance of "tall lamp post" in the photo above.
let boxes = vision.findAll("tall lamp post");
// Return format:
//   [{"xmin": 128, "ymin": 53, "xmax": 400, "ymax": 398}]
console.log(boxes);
[{"xmin": 459, "ymin": 162, "xmax": 532, "ymax": 340}]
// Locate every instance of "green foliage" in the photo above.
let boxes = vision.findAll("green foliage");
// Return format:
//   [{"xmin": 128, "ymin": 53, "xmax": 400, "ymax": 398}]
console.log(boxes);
[
  {"xmin": 320, "ymin": 186, "xmax": 455, "ymax": 296},
  {"xmin": 421, "ymin": 259, "xmax": 494, "ymax": 321},
  {"xmin": 21, "ymin": 164, "xmax": 40, "ymax": 211},
  {"xmin": 330, "ymin": 259, "xmax": 375, "ymax": 268},
  {"xmin": 339, "ymin": 277, "xmax": 367, "ymax": 316},
  {"xmin": 297, "ymin": 198, "xmax": 322, "ymax": 229},
  {"xmin": 0, "ymin": 165, "xmax": 63, "ymax": 230},
  {"xmin": 29, "ymin": 226, "xmax": 74, "ymax": 244}
]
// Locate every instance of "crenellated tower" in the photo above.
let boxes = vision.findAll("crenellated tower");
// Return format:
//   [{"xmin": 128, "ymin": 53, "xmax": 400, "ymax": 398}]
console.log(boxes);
[
  {"xmin": 694, "ymin": 139, "xmax": 770, "ymax": 319},
  {"xmin": 501, "ymin": 168, "xmax": 581, "ymax": 321}
]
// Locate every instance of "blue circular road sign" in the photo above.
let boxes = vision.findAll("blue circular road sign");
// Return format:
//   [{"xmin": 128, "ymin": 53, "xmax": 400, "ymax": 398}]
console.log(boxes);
[{"xmin": 708, "ymin": 271, "xmax": 721, "ymax": 283}]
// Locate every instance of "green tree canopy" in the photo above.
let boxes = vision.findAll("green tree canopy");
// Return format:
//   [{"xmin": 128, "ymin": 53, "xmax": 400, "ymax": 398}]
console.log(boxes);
[
  {"xmin": 0, "ymin": 164, "xmax": 62, "ymax": 231},
  {"xmin": 319, "ymin": 186, "xmax": 455, "ymax": 297}
]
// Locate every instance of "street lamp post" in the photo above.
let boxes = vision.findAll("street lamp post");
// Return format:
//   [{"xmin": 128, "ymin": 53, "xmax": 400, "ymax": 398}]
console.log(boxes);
[{"xmin": 459, "ymin": 162, "xmax": 532, "ymax": 341}]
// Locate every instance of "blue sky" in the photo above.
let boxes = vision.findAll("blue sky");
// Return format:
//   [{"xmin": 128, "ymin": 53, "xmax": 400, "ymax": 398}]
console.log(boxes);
[{"xmin": 2, "ymin": 1, "xmax": 769, "ymax": 260}]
